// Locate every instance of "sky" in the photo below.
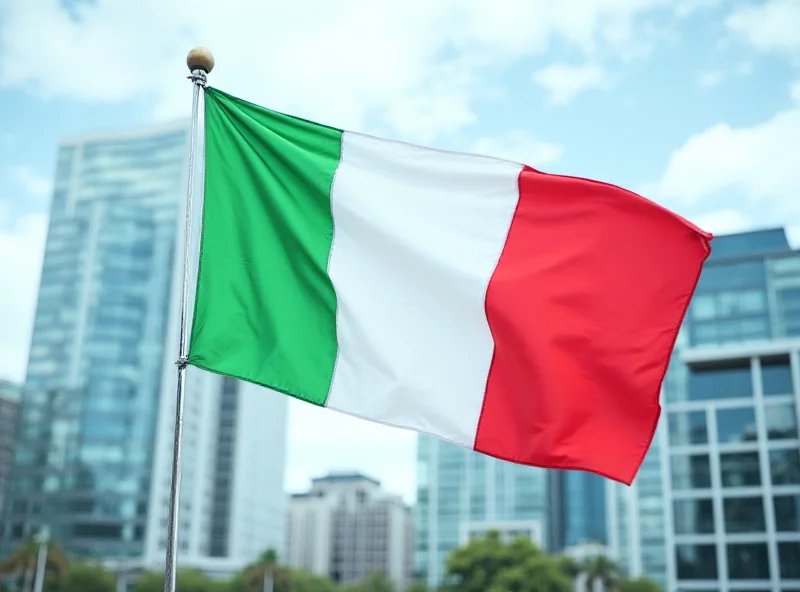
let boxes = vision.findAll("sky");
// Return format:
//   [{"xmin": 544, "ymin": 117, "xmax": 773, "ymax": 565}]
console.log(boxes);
[{"xmin": 0, "ymin": 0, "xmax": 799, "ymax": 503}]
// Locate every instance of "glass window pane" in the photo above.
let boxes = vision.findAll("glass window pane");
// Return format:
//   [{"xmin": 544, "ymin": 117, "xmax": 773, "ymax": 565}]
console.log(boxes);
[
  {"xmin": 761, "ymin": 356, "xmax": 793, "ymax": 396},
  {"xmin": 721, "ymin": 452, "xmax": 761, "ymax": 487},
  {"xmin": 774, "ymin": 494, "xmax": 800, "ymax": 532},
  {"xmin": 691, "ymin": 295, "xmax": 716, "ymax": 320},
  {"xmin": 778, "ymin": 542, "xmax": 800, "ymax": 579},
  {"xmin": 669, "ymin": 411, "xmax": 708, "ymax": 446},
  {"xmin": 717, "ymin": 407, "xmax": 758, "ymax": 443},
  {"xmin": 688, "ymin": 362, "xmax": 752, "ymax": 400},
  {"xmin": 671, "ymin": 454, "xmax": 712, "ymax": 490},
  {"xmin": 674, "ymin": 498, "xmax": 714, "ymax": 534},
  {"xmin": 723, "ymin": 496, "xmax": 765, "ymax": 532},
  {"xmin": 727, "ymin": 543, "xmax": 770, "ymax": 580},
  {"xmin": 770, "ymin": 449, "xmax": 800, "ymax": 485},
  {"xmin": 764, "ymin": 403, "xmax": 798, "ymax": 440},
  {"xmin": 676, "ymin": 544, "xmax": 717, "ymax": 580}
]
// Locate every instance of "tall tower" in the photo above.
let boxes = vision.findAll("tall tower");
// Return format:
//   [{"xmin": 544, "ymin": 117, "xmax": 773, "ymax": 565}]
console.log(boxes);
[{"xmin": 2, "ymin": 121, "xmax": 288, "ymax": 571}]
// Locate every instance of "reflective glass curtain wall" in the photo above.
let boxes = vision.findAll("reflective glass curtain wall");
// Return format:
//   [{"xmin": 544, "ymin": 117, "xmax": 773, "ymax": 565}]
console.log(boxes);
[{"xmin": 2, "ymin": 125, "xmax": 188, "ymax": 559}]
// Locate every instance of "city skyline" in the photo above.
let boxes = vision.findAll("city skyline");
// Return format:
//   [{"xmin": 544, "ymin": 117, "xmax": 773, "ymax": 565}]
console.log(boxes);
[{"xmin": 2, "ymin": 0, "xmax": 800, "ymax": 506}]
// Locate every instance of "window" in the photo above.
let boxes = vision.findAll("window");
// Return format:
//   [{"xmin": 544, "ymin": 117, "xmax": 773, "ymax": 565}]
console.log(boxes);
[
  {"xmin": 673, "ymin": 498, "xmax": 714, "ymax": 534},
  {"xmin": 727, "ymin": 543, "xmax": 770, "ymax": 580},
  {"xmin": 669, "ymin": 411, "xmax": 708, "ymax": 446},
  {"xmin": 723, "ymin": 497, "xmax": 765, "ymax": 533},
  {"xmin": 761, "ymin": 356, "xmax": 793, "ymax": 396},
  {"xmin": 717, "ymin": 407, "xmax": 758, "ymax": 443},
  {"xmin": 764, "ymin": 403, "xmax": 798, "ymax": 440},
  {"xmin": 721, "ymin": 452, "xmax": 761, "ymax": 487},
  {"xmin": 671, "ymin": 454, "xmax": 711, "ymax": 490},
  {"xmin": 778, "ymin": 542, "xmax": 800, "ymax": 579},
  {"xmin": 688, "ymin": 362, "xmax": 752, "ymax": 400},
  {"xmin": 676, "ymin": 544, "xmax": 717, "ymax": 580},
  {"xmin": 769, "ymin": 449, "xmax": 800, "ymax": 485},
  {"xmin": 774, "ymin": 495, "xmax": 800, "ymax": 532}
]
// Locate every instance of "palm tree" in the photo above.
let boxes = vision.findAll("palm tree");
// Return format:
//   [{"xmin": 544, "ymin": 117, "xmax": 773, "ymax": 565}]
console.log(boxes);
[
  {"xmin": 242, "ymin": 549, "xmax": 287, "ymax": 592},
  {"xmin": 581, "ymin": 555, "xmax": 621, "ymax": 592},
  {"xmin": 0, "ymin": 536, "xmax": 68, "ymax": 592}
]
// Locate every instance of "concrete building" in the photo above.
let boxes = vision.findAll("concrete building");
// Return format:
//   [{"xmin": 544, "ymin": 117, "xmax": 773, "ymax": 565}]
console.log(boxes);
[
  {"xmin": 415, "ymin": 435, "xmax": 548, "ymax": 588},
  {"xmin": 0, "ymin": 381, "xmax": 20, "ymax": 523},
  {"xmin": 287, "ymin": 472, "xmax": 412, "ymax": 591},
  {"xmin": 608, "ymin": 228, "xmax": 800, "ymax": 591},
  {"xmin": 1, "ymin": 122, "xmax": 288, "ymax": 573}
]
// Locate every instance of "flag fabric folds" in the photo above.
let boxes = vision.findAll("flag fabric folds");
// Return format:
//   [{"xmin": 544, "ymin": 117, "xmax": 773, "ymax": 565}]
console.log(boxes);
[{"xmin": 187, "ymin": 87, "xmax": 712, "ymax": 485}]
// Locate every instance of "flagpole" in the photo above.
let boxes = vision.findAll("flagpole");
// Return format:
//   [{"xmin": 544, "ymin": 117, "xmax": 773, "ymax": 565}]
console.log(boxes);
[{"xmin": 163, "ymin": 47, "xmax": 215, "ymax": 592}]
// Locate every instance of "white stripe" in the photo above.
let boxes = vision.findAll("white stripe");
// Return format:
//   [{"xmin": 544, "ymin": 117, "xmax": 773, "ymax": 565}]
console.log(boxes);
[{"xmin": 325, "ymin": 132, "xmax": 522, "ymax": 447}]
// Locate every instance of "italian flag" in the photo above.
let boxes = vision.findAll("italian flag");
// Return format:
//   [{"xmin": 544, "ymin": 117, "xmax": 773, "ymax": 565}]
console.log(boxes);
[{"xmin": 188, "ymin": 87, "xmax": 712, "ymax": 485}]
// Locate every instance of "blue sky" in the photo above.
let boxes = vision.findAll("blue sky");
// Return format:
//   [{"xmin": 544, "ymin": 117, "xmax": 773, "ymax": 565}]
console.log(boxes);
[{"xmin": 1, "ymin": 0, "xmax": 798, "ymax": 500}]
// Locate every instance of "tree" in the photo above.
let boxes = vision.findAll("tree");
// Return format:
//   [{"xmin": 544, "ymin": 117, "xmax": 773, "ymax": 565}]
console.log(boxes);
[
  {"xmin": 0, "ymin": 536, "xmax": 69, "ymax": 592},
  {"xmin": 581, "ymin": 555, "xmax": 621, "ymax": 592},
  {"xmin": 132, "ymin": 569, "xmax": 226, "ymax": 592},
  {"xmin": 444, "ymin": 531, "xmax": 571, "ymax": 592},
  {"xmin": 341, "ymin": 572, "xmax": 395, "ymax": 592},
  {"xmin": 489, "ymin": 556, "xmax": 571, "ymax": 592},
  {"xmin": 57, "ymin": 563, "xmax": 116, "ymax": 592},
  {"xmin": 618, "ymin": 577, "xmax": 663, "ymax": 592}
]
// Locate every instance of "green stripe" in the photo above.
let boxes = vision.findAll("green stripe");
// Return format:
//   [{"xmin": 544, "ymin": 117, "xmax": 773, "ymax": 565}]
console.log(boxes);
[{"xmin": 188, "ymin": 87, "xmax": 342, "ymax": 405}]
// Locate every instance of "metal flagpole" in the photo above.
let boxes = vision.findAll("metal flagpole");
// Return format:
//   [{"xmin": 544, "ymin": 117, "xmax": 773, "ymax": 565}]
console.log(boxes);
[{"xmin": 163, "ymin": 47, "xmax": 215, "ymax": 592}]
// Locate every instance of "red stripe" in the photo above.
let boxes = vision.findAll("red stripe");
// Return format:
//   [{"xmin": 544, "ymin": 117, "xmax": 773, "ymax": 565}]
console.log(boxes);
[{"xmin": 475, "ymin": 166, "xmax": 711, "ymax": 485}]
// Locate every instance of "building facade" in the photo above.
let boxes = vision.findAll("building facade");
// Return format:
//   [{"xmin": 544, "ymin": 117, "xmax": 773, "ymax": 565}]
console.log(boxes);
[
  {"xmin": 609, "ymin": 228, "xmax": 800, "ymax": 591},
  {"xmin": 0, "ymin": 381, "xmax": 20, "ymax": 523},
  {"xmin": 548, "ymin": 469, "xmax": 607, "ymax": 553},
  {"xmin": 287, "ymin": 472, "xmax": 413, "ymax": 591},
  {"xmin": 415, "ymin": 435, "xmax": 548, "ymax": 589},
  {"xmin": 1, "ymin": 122, "xmax": 288, "ymax": 571}
]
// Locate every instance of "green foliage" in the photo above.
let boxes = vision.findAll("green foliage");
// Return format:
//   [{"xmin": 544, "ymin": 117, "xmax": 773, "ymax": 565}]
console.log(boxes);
[
  {"xmin": 132, "ymin": 569, "xmax": 226, "ymax": 592},
  {"xmin": 341, "ymin": 571, "xmax": 395, "ymax": 592},
  {"xmin": 618, "ymin": 577, "xmax": 664, "ymax": 592},
  {"xmin": 56, "ymin": 563, "xmax": 116, "ymax": 592},
  {"xmin": 581, "ymin": 554, "xmax": 622, "ymax": 592},
  {"xmin": 444, "ymin": 531, "xmax": 570, "ymax": 592}
]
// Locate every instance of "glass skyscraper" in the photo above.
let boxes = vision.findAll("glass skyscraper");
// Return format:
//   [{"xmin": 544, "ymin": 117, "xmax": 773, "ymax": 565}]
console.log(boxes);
[
  {"xmin": 610, "ymin": 228, "xmax": 800, "ymax": 591},
  {"xmin": 415, "ymin": 435, "xmax": 548, "ymax": 588},
  {"xmin": 549, "ymin": 469, "xmax": 607, "ymax": 552},
  {"xmin": 2, "ymin": 121, "xmax": 289, "ymax": 570}
]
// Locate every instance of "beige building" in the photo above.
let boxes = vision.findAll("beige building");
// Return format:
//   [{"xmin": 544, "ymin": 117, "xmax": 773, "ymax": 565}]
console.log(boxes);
[{"xmin": 287, "ymin": 472, "xmax": 413, "ymax": 590}]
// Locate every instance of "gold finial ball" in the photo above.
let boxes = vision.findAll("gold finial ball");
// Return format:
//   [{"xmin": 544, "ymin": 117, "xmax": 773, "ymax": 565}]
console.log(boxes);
[{"xmin": 187, "ymin": 47, "xmax": 214, "ymax": 74}]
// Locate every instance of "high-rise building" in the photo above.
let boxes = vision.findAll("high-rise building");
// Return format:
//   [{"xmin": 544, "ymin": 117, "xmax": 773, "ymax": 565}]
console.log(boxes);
[
  {"xmin": 548, "ymin": 469, "xmax": 607, "ymax": 553},
  {"xmin": 1, "ymin": 122, "xmax": 288, "ymax": 572},
  {"xmin": 415, "ymin": 435, "xmax": 548, "ymax": 589},
  {"xmin": 609, "ymin": 228, "xmax": 800, "ymax": 591},
  {"xmin": 0, "ymin": 381, "xmax": 20, "ymax": 521},
  {"xmin": 287, "ymin": 472, "xmax": 413, "ymax": 591}
]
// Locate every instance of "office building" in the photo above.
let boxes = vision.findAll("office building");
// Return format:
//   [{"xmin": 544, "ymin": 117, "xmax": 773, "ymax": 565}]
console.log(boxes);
[
  {"xmin": 548, "ymin": 469, "xmax": 607, "ymax": 553},
  {"xmin": 1, "ymin": 122, "xmax": 288, "ymax": 571},
  {"xmin": 287, "ymin": 472, "xmax": 413, "ymax": 591},
  {"xmin": 0, "ymin": 381, "xmax": 20, "ymax": 522},
  {"xmin": 415, "ymin": 435, "xmax": 548, "ymax": 588},
  {"xmin": 609, "ymin": 228, "xmax": 800, "ymax": 591}
]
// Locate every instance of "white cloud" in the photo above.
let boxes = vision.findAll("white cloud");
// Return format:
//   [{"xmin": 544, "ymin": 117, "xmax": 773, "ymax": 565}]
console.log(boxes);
[
  {"xmin": 692, "ymin": 208, "xmax": 752, "ymax": 235},
  {"xmin": 791, "ymin": 80, "xmax": 800, "ymax": 103},
  {"xmin": 653, "ymin": 107, "xmax": 800, "ymax": 207},
  {"xmin": 725, "ymin": 0, "xmax": 800, "ymax": 56},
  {"xmin": 470, "ymin": 131, "xmax": 563, "ymax": 167},
  {"xmin": 698, "ymin": 70, "xmax": 725, "ymax": 88},
  {"xmin": 674, "ymin": 0, "xmax": 724, "ymax": 19},
  {"xmin": 9, "ymin": 165, "xmax": 53, "ymax": 200},
  {"xmin": 533, "ymin": 63, "xmax": 607, "ymax": 105},
  {"xmin": 1, "ymin": 0, "xmax": 674, "ymax": 140},
  {"xmin": 0, "ymin": 213, "xmax": 47, "ymax": 383}
]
